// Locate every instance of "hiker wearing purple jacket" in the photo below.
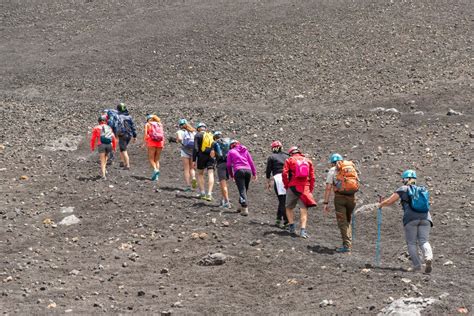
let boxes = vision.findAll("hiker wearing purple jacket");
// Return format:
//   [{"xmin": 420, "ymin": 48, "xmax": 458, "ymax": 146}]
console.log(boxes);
[{"xmin": 226, "ymin": 140, "xmax": 257, "ymax": 216}]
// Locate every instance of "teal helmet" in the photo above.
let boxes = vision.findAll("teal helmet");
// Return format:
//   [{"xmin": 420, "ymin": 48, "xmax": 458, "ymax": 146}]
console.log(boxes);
[
  {"xmin": 178, "ymin": 119, "xmax": 187, "ymax": 126},
  {"xmin": 402, "ymin": 170, "xmax": 417, "ymax": 179},
  {"xmin": 196, "ymin": 122, "xmax": 207, "ymax": 129},
  {"xmin": 330, "ymin": 153, "xmax": 343, "ymax": 163},
  {"xmin": 98, "ymin": 115, "xmax": 107, "ymax": 122},
  {"xmin": 213, "ymin": 131, "xmax": 222, "ymax": 137},
  {"xmin": 146, "ymin": 114, "xmax": 153, "ymax": 121},
  {"xmin": 117, "ymin": 102, "xmax": 126, "ymax": 112}
]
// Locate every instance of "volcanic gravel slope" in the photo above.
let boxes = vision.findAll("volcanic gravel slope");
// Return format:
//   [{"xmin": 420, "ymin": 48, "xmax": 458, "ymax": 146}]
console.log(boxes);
[{"xmin": 1, "ymin": 0, "xmax": 473, "ymax": 314}]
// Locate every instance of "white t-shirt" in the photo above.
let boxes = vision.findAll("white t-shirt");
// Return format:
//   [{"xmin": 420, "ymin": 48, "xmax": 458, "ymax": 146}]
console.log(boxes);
[{"xmin": 326, "ymin": 166, "xmax": 336, "ymax": 185}]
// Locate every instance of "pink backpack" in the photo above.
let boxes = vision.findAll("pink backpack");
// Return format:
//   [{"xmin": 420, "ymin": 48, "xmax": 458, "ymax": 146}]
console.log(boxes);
[
  {"xmin": 295, "ymin": 158, "xmax": 310, "ymax": 178},
  {"xmin": 148, "ymin": 122, "xmax": 163, "ymax": 142}
]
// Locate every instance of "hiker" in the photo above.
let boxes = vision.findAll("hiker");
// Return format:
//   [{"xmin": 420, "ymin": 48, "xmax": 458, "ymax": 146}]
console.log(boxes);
[
  {"xmin": 213, "ymin": 131, "xmax": 231, "ymax": 208},
  {"xmin": 192, "ymin": 122, "xmax": 215, "ymax": 201},
  {"xmin": 323, "ymin": 153, "xmax": 360, "ymax": 253},
  {"xmin": 176, "ymin": 119, "xmax": 197, "ymax": 191},
  {"xmin": 101, "ymin": 108, "xmax": 120, "ymax": 164},
  {"xmin": 90, "ymin": 115, "xmax": 117, "ymax": 179},
  {"xmin": 265, "ymin": 141, "xmax": 289, "ymax": 228},
  {"xmin": 144, "ymin": 114, "xmax": 165, "ymax": 181},
  {"xmin": 376, "ymin": 170, "xmax": 433, "ymax": 273},
  {"xmin": 116, "ymin": 103, "xmax": 137, "ymax": 170},
  {"xmin": 226, "ymin": 140, "xmax": 257, "ymax": 216},
  {"xmin": 282, "ymin": 146, "xmax": 316, "ymax": 238}
]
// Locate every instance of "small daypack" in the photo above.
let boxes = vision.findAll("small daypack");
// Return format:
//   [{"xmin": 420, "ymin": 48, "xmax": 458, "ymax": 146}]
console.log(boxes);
[
  {"xmin": 294, "ymin": 157, "xmax": 310, "ymax": 178},
  {"xmin": 182, "ymin": 130, "xmax": 195, "ymax": 150},
  {"xmin": 100, "ymin": 125, "xmax": 113, "ymax": 144},
  {"xmin": 105, "ymin": 109, "xmax": 120, "ymax": 134},
  {"xmin": 148, "ymin": 122, "xmax": 164, "ymax": 142},
  {"xmin": 200, "ymin": 132, "xmax": 214, "ymax": 153},
  {"xmin": 117, "ymin": 114, "xmax": 133, "ymax": 137},
  {"xmin": 407, "ymin": 185, "xmax": 430, "ymax": 213},
  {"xmin": 334, "ymin": 160, "xmax": 359, "ymax": 194},
  {"xmin": 216, "ymin": 137, "xmax": 231, "ymax": 161}
]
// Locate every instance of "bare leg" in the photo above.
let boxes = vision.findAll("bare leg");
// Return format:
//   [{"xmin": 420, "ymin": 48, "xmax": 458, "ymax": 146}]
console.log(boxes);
[
  {"xmin": 154, "ymin": 148, "xmax": 162, "ymax": 171},
  {"xmin": 148, "ymin": 147, "xmax": 157, "ymax": 171},
  {"xmin": 207, "ymin": 169, "xmax": 215, "ymax": 196},
  {"xmin": 286, "ymin": 208, "xmax": 295, "ymax": 224},
  {"xmin": 220, "ymin": 180, "xmax": 229, "ymax": 202},
  {"xmin": 120, "ymin": 151, "xmax": 130, "ymax": 168},
  {"xmin": 189, "ymin": 159, "xmax": 196, "ymax": 181},
  {"xmin": 99, "ymin": 153, "xmax": 107, "ymax": 178},
  {"xmin": 182, "ymin": 157, "xmax": 191, "ymax": 186},
  {"xmin": 197, "ymin": 169, "xmax": 205, "ymax": 193},
  {"xmin": 300, "ymin": 208, "xmax": 308, "ymax": 229}
]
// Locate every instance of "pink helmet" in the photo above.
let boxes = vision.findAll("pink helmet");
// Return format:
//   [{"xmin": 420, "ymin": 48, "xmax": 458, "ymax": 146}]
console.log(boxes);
[
  {"xmin": 288, "ymin": 146, "xmax": 300, "ymax": 155},
  {"xmin": 271, "ymin": 140, "xmax": 282, "ymax": 148}
]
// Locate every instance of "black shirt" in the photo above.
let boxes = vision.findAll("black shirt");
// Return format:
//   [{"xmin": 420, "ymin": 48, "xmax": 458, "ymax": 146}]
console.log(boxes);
[{"xmin": 266, "ymin": 152, "xmax": 289, "ymax": 179}]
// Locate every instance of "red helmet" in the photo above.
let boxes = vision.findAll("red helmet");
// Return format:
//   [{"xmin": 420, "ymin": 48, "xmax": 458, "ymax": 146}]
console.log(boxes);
[
  {"xmin": 288, "ymin": 146, "xmax": 300, "ymax": 155},
  {"xmin": 271, "ymin": 140, "xmax": 282, "ymax": 148}
]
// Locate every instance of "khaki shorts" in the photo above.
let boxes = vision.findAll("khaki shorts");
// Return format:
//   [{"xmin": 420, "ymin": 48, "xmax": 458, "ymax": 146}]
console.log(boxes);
[{"xmin": 285, "ymin": 187, "xmax": 305, "ymax": 209}]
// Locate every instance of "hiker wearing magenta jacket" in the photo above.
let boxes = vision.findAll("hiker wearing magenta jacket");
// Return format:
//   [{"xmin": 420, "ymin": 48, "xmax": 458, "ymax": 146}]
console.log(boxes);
[
  {"xmin": 226, "ymin": 140, "xmax": 257, "ymax": 216},
  {"xmin": 282, "ymin": 146, "xmax": 317, "ymax": 239}
]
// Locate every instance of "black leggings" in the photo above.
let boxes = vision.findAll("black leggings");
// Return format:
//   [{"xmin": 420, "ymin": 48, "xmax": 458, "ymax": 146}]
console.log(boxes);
[
  {"xmin": 235, "ymin": 169, "xmax": 252, "ymax": 207},
  {"xmin": 274, "ymin": 183, "xmax": 288, "ymax": 222}
]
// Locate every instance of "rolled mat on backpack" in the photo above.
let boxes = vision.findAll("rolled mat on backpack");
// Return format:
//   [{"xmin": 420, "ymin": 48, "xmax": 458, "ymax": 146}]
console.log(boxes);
[{"xmin": 290, "ymin": 185, "xmax": 317, "ymax": 208}]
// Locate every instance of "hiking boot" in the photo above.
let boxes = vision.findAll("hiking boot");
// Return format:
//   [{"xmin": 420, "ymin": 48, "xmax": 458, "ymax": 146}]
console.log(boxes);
[
  {"xmin": 123, "ymin": 166, "xmax": 130, "ymax": 171},
  {"xmin": 300, "ymin": 229, "xmax": 309, "ymax": 239},
  {"xmin": 191, "ymin": 178, "xmax": 197, "ymax": 189},
  {"xmin": 119, "ymin": 162, "xmax": 125, "ymax": 168},
  {"xmin": 151, "ymin": 170, "xmax": 160, "ymax": 181},
  {"xmin": 336, "ymin": 246, "xmax": 352, "ymax": 253},
  {"xmin": 288, "ymin": 223, "xmax": 296, "ymax": 234},
  {"xmin": 241, "ymin": 207, "xmax": 249, "ymax": 216},
  {"xmin": 283, "ymin": 222, "xmax": 289, "ymax": 229},
  {"xmin": 425, "ymin": 260, "xmax": 432, "ymax": 274},
  {"xmin": 275, "ymin": 219, "xmax": 282, "ymax": 228}
]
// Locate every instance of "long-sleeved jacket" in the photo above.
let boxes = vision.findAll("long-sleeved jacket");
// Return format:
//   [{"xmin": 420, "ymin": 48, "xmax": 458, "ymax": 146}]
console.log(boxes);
[
  {"xmin": 226, "ymin": 145, "xmax": 257, "ymax": 178},
  {"xmin": 117, "ymin": 110, "xmax": 137, "ymax": 138},
  {"xmin": 90, "ymin": 123, "xmax": 117, "ymax": 151},
  {"xmin": 266, "ymin": 152, "xmax": 289, "ymax": 179},
  {"xmin": 282, "ymin": 153, "xmax": 315, "ymax": 192}
]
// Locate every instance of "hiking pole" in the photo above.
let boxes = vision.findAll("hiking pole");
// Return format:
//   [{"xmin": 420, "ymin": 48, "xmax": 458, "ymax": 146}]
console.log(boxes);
[{"xmin": 375, "ymin": 195, "xmax": 382, "ymax": 267}]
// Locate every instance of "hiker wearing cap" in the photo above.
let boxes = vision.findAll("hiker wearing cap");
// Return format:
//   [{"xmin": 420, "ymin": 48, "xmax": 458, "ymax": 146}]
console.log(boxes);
[
  {"xmin": 192, "ymin": 122, "xmax": 216, "ymax": 201},
  {"xmin": 376, "ymin": 170, "xmax": 433, "ymax": 273},
  {"xmin": 144, "ymin": 114, "xmax": 165, "ymax": 181},
  {"xmin": 282, "ymin": 146, "xmax": 316, "ymax": 238},
  {"xmin": 90, "ymin": 115, "xmax": 117, "ymax": 180},
  {"xmin": 266, "ymin": 141, "xmax": 289, "ymax": 228},
  {"xmin": 226, "ymin": 140, "xmax": 257, "ymax": 216},
  {"xmin": 176, "ymin": 119, "xmax": 197, "ymax": 192},
  {"xmin": 323, "ymin": 153, "xmax": 360, "ymax": 253},
  {"xmin": 116, "ymin": 103, "xmax": 137, "ymax": 170},
  {"xmin": 213, "ymin": 131, "xmax": 232, "ymax": 208}
]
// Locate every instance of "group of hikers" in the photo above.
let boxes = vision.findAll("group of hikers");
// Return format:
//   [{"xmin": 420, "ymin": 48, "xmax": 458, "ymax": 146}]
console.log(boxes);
[{"xmin": 90, "ymin": 104, "xmax": 434, "ymax": 274}]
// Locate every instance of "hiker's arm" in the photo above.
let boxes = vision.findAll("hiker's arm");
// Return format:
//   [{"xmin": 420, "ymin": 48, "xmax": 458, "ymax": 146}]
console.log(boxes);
[
  {"xmin": 90, "ymin": 128, "xmax": 98, "ymax": 151},
  {"xmin": 282, "ymin": 161, "xmax": 289, "ymax": 189},
  {"xmin": 143, "ymin": 124, "xmax": 148, "ymax": 143},
  {"xmin": 131, "ymin": 119, "xmax": 137, "ymax": 138},
  {"xmin": 379, "ymin": 193, "xmax": 399, "ymax": 208},
  {"xmin": 309, "ymin": 162, "xmax": 315, "ymax": 192}
]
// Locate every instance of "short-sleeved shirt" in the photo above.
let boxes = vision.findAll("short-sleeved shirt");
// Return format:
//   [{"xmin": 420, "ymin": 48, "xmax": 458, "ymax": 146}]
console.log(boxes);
[
  {"xmin": 395, "ymin": 185, "xmax": 433, "ymax": 227},
  {"xmin": 326, "ymin": 166, "xmax": 336, "ymax": 184}
]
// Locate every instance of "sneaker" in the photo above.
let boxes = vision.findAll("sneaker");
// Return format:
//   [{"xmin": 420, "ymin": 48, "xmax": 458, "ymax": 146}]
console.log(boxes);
[
  {"xmin": 288, "ymin": 223, "xmax": 296, "ymax": 234},
  {"xmin": 183, "ymin": 187, "xmax": 192, "ymax": 192},
  {"xmin": 275, "ymin": 219, "xmax": 282, "ymax": 228},
  {"xmin": 283, "ymin": 222, "xmax": 289, "ymax": 229},
  {"xmin": 241, "ymin": 207, "xmax": 249, "ymax": 216},
  {"xmin": 300, "ymin": 229, "xmax": 309, "ymax": 239},
  {"xmin": 191, "ymin": 178, "xmax": 197, "ymax": 189},
  {"xmin": 199, "ymin": 193, "xmax": 206, "ymax": 200},
  {"xmin": 123, "ymin": 166, "xmax": 130, "ymax": 171},
  {"xmin": 425, "ymin": 260, "xmax": 432, "ymax": 274},
  {"xmin": 336, "ymin": 246, "xmax": 352, "ymax": 253},
  {"xmin": 407, "ymin": 266, "xmax": 422, "ymax": 272},
  {"xmin": 203, "ymin": 194, "xmax": 213, "ymax": 202},
  {"xmin": 151, "ymin": 170, "xmax": 160, "ymax": 181},
  {"xmin": 222, "ymin": 202, "xmax": 232, "ymax": 209},
  {"xmin": 119, "ymin": 162, "xmax": 125, "ymax": 168}
]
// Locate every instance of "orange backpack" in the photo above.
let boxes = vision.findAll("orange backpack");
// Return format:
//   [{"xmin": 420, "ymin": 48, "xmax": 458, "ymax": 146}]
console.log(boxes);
[{"xmin": 334, "ymin": 160, "xmax": 359, "ymax": 194}]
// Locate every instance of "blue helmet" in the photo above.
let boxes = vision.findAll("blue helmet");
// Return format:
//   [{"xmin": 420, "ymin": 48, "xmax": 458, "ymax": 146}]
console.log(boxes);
[
  {"xmin": 330, "ymin": 153, "xmax": 343, "ymax": 163},
  {"xmin": 402, "ymin": 170, "xmax": 417, "ymax": 179},
  {"xmin": 178, "ymin": 119, "xmax": 187, "ymax": 126},
  {"xmin": 213, "ymin": 131, "xmax": 222, "ymax": 137},
  {"xmin": 196, "ymin": 122, "xmax": 207, "ymax": 129}
]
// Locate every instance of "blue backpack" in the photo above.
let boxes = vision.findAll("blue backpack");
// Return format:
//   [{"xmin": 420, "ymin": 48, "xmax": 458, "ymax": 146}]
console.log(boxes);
[
  {"xmin": 105, "ymin": 109, "xmax": 120, "ymax": 134},
  {"xmin": 407, "ymin": 185, "xmax": 430, "ymax": 213}
]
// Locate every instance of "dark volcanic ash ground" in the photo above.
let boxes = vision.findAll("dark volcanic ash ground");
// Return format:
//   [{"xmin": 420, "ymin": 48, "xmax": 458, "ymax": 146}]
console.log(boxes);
[{"xmin": 0, "ymin": 0, "xmax": 473, "ymax": 314}]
